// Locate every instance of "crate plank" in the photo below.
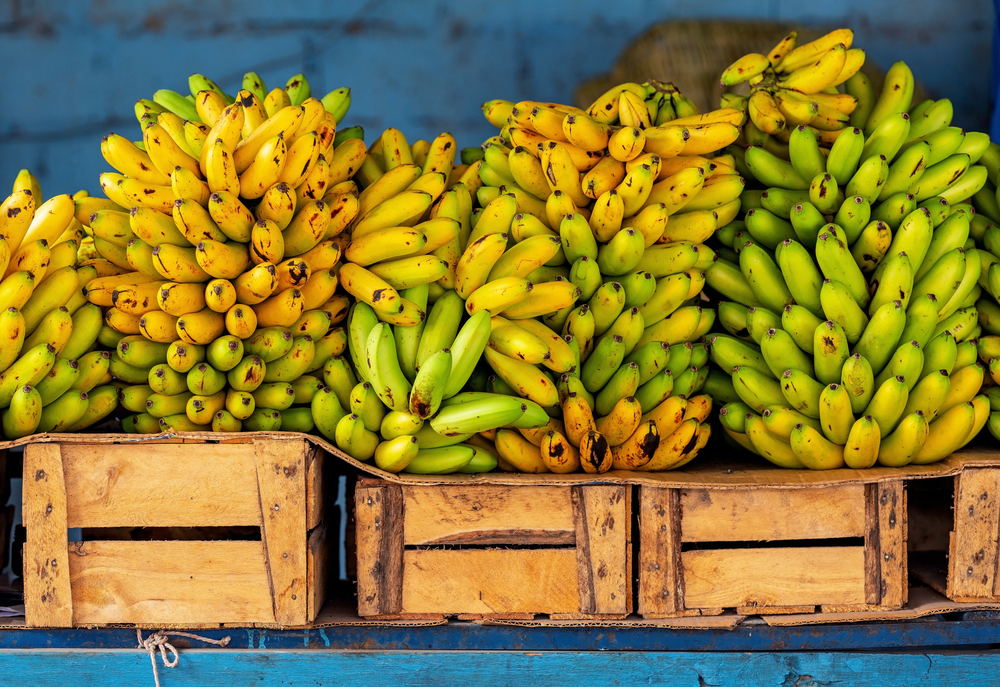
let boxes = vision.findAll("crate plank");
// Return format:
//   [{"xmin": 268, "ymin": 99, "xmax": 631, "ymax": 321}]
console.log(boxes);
[
  {"xmin": 22, "ymin": 444, "xmax": 73, "ymax": 628},
  {"xmin": 682, "ymin": 547, "xmax": 866, "ymax": 608},
  {"xmin": 255, "ymin": 440, "xmax": 308, "ymax": 626},
  {"xmin": 68, "ymin": 540, "xmax": 273, "ymax": 625},
  {"xmin": 573, "ymin": 485, "xmax": 629, "ymax": 615},
  {"xmin": 864, "ymin": 481, "xmax": 907, "ymax": 608},
  {"xmin": 307, "ymin": 523, "xmax": 328, "ymax": 622},
  {"xmin": 61, "ymin": 443, "xmax": 261, "ymax": 528},
  {"xmin": 402, "ymin": 485, "xmax": 576, "ymax": 546},
  {"xmin": 638, "ymin": 488, "xmax": 683, "ymax": 617},
  {"xmin": 735, "ymin": 604, "xmax": 815, "ymax": 615},
  {"xmin": 948, "ymin": 467, "xmax": 1000, "ymax": 600},
  {"xmin": 401, "ymin": 550, "xmax": 580, "ymax": 614},
  {"xmin": 355, "ymin": 484, "xmax": 404, "ymax": 616},
  {"xmin": 306, "ymin": 447, "xmax": 324, "ymax": 532},
  {"xmin": 680, "ymin": 484, "xmax": 865, "ymax": 542}
]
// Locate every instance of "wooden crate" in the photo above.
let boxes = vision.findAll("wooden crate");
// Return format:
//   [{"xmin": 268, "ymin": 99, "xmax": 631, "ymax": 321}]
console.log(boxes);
[
  {"xmin": 909, "ymin": 451, "xmax": 1000, "ymax": 602},
  {"xmin": 637, "ymin": 480, "xmax": 907, "ymax": 617},
  {"xmin": 354, "ymin": 478, "xmax": 631, "ymax": 619},
  {"xmin": 21, "ymin": 436, "xmax": 329, "ymax": 628}
]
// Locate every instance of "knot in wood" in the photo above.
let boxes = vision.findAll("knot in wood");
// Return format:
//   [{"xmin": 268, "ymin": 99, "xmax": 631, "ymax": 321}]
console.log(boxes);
[
  {"xmin": 880, "ymin": 493, "xmax": 888, "ymax": 506},
  {"xmin": 46, "ymin": 504, "xmax": 52, "ymax": 515},
  {"xmin": 273, "ymin": 504, "xmax": 280, "ymax": 511},
  {"xmin": 35, "ymin": 469, "xmax": 46, "ymax": 480},
  {"xmin": 970, "ymin": 505, "xmax": 976, "ymax": 516},
  {"xmin": 968, "ymin": 567, "xmax": 975, "ymax": 576}
]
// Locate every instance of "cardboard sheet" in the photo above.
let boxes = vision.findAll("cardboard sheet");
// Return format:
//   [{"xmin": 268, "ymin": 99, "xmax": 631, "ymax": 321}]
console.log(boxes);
[{"xmin": 0, "ymin": 430, "xmax": 972, "ymax": 489}]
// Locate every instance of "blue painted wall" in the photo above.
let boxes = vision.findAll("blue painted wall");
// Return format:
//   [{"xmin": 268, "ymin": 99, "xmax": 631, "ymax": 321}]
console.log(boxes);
[{"xmin": 0, "ymin": 0, "xmax": 992, "ymax": 197}]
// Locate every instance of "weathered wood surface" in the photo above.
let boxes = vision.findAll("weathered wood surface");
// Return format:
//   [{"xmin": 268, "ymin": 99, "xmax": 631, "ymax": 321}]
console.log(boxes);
[
  {"xmin": 682, "ymin": 547, "xmax": 867, "ymax": 608},
  {"xmin": 355, "ymin": 484, "xmax": 404, "ymax": 616},
  {"xmin": 255, "ymin": 440, "xmax": 308, "ymax": 626},
  {"xmin": 864, "ymin": 481, "xmax": 907, "ymax": 608},
  {"xmin": 401, "ymin": 549, "xmax": 581, "ymax": 614},
  {"xmin": 402, "ymin": 485, "xmax": 576, "ymax": 546},
  {"xmin": 573, "ymin": 485, "xmax": 629, "ymax": 615},
  {"xmin": 305, "ymin": 446, "xmax": 324, "ymax": 532},
  {"xmin": 680, "ymin": 484, "xmax": 866, "ymax": 542},
  {"xmin": 67, "ymin": 540, "xmax": 273, "ymax": 625},
  {"xmin": 307, "ymin": 523, "xmax": 328, "ymax": 623},
  {"xmin": 61, "ymin": 443, "xmax": 262, "ymax": 528},
  {"xmin": 4, "ymin": 648, "xmax": 1000, "ymax": 686},
  {"xmin": 638, "ymin": 488, "xmax": 684, "ymax": 618},
  {"xmin": 949, "ymin": 467, "xmax": 1000, "ymax": 600},
  {"xmin": 22, "ymin": 444, "xmax": 73, "ymax": 628}
]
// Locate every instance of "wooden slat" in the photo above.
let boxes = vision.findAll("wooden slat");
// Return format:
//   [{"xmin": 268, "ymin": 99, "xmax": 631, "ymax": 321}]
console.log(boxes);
[
  {"xmin": 682, "ymin": 547, "xmax": 866, "ymax": 608},
  {"xmin": 573, "ymin": 485, "xmax": 629, "ymax": 614},
  {"xmin": 402, "ymin": 485, "xmax": 576, "ymax": 546},
  {"xmin": 680, "ymin": 484, "xmax": 866, "ymax": 542},
  {"xmin": 735, "ymin": 604, "xmax": 816, "ymax": 615},
  {"xmin": 68, "ymin": 540, "xmax": 273, "ymax": 625},
  {"xmin": 22, "ymin": 444, "xmax": 73, "ymax": 628},
  {"xmin": 355, "ymin": 484, "xmax": 403, "ymax": 616},
  {"xmin": 255, "ymin": 440, "xmax": 308, "ymax": 626},
  {"xmin": 870, "ymin": 481, "xmax": 907, "ymax": 609},
  {"xmin": 61, "ymin": 443, "xmax": 261, "ymax": 528},
  {"xmin": 638, "ymin": 487, "xmax": 683, "ymax": 617},
  {"xmin": 306, "ymin": 447, "xmax": 324, "ymax": 532},
  {"xmin": 307, "ymin": 523, "xmax": 328, "ymax": 623},
  {"xmin": 949, "ymin": 467, "xmax": 1000, "ymax": 600},
  {"xmin": 401, "ymin": 549, "xmax": 581, "ymax": 614}
]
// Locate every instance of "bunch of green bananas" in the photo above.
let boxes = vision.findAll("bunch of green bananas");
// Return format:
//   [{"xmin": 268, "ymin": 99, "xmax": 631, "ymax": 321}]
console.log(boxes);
[
  {"xmin": 336, "ymin": 84, "xmax": 751, "ymax": 474},
  {"xmin": 706, "ymin": 42, "xmax": 992, "ymax": 468},
  {"xmin": 67, "ymin": 70, "xmax": 357, "ymax": 435},
  {"xmin": 720, "ymin": 29, "xmax": 864, "ymax": 156},
  {"xmin": 0, "ymin": 174, "xmax": 119, "ymax": 439},
  {"xmin": 960, "ymin": 134, "xmax": 1000, "ymax": 439}
]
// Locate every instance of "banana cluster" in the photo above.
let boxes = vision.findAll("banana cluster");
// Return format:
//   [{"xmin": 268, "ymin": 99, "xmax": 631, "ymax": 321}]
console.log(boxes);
[
  {"xmin": 960, "ymin": 131, "xmax": 1000, "ymax": 439},
  {"xmin": 326, "ymin": 83, "xmax": 744, "ymax": 473},
  {"xmin": 0, "ymin": 174, "xmax": 120, "ymax": 439},
  {"xmin": 706, "ymin": 45, "xmax": 993, "ymax": 468},
  {"xmin": 720, "ymin": 29, "xmax": 864, "ymax": 151},
  {"xmin": 74, "ymin": 71, "xmax": 358, "ymax": 435}
]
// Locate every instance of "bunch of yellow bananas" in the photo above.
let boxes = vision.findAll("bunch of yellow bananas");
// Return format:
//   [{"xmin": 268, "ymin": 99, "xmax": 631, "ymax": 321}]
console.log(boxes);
[
  {"xmin": 720, "ymin": 28, "xmax": 865, "ymax": 160},
  {"xmin": 0, "ymin": 173, "xmax": 121, "ymax": 438},
  {"xmin": 72, "ymin": 71, "xmax": 359, "ymax": 435},
  {"xmin": 312, "ymin": 82, "xmax": 742, "ymax": 474},
  {"xmin": 705, "ymin": 29, "xmax": 995, "ymax": 468}
]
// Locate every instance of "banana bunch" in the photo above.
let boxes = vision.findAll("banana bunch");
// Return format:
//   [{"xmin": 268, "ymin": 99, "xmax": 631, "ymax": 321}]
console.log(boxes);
[
  {"xmin": 706, "ymin": 41, "xmax": 992, "ymax": 467},
  {"xmin": 720, "ymin": 29, "xmax": 864, "ymax": 154},
  {"xmin": 0, "ymin": 174, "xmax": 120, "ymax": 439},
  {"xmin": 84, "ymin": 71, "xmax": 357, "ymax": 434},
  {"xmin": 967, "ymin": 143, "xmax": 1000, "ymax": 439}
]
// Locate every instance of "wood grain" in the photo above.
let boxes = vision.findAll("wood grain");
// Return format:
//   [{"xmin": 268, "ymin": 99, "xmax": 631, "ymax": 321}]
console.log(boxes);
[
  {"xmin": 680, "ymin": 484, "xmax": 866, "ymax": 542},
  {"xmin": 306, "ymin": 447, "xmax": 324, "ymax": 532},
  {"xmin": 735, "ymin": 604, "xmax": 815, "ymax": 615},
  {"xmin": 638, "ymin": 487, "xmax": 683, "ymax": 617},
  {"xmin": 22, "ymin": 444, "xmax": 73, "ymax": 628},
  {"xmin": 255, "ymin": 440, "xmax": 307, "ymax": 626},
  {"xmin": 401, "ymin": 549, "xmax": 581, "ymax": 614},
  {"xmin": 573, "ymin": 485, "xmax": 629, "ymax": 615},
  {"xmin": 355, "ymin": 484, "xmax": 403, "ymax": 616},
  {"xmin": 949, "ymin": 467, "xmax": 1000, "ymax": 600},
  {"xmin": 865, "ymin": 481, "xmax": 907, "ymax": 609},
  {"xmin": 61, "ymin": 443, "xmax": 261, "ymax": 528},
  {"xmin": 307, "ymin": 523, "xmax": 328, "ymax": 623},
  {"xmin": 402, "ymin": 485, "xmax": 576, "ymax": 546},
  {"xmin": 682, "ymin": 547, "xmax": 866, "ymax": 608},
  {"xmin": 68, "ymin": 540, "xmax": 273, "ymax": 625}
]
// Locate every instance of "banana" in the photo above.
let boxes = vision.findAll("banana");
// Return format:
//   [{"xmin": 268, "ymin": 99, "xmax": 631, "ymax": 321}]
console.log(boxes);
[
  {"xmin": 789, "ymin": 422, "xmax": 845, "ymax": 470},
  {"xmin": 731, "ymin": 364, "xmax": 786, "ymax": 412},
  {"xmin": 779, "ymin": 368, "xmax": 825, "ymax": 419},
  {"xmin": 865, "ymin": 61, "xmax": 915, "ymax": 136},
  {"xmin": 739, "ymin": 242, "xmax": 793, "ymax": 313},
  {"xmin": 2, "ymin": 384, "xmax": 42, "ymax": 439}
]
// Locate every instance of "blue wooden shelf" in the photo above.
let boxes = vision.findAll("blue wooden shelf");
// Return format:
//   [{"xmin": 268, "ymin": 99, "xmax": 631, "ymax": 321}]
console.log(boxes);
[{"xmin": 2, "ymin": 613, "xmax": 999, "ymax": 652}]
